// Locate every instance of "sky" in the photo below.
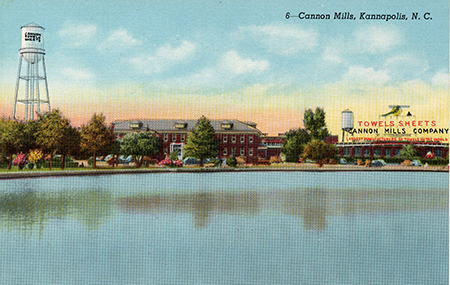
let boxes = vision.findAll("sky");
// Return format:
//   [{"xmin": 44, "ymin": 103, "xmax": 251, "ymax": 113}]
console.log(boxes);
[{"xmin": 0, "ymin": 0, "xmax": 448, "ymax": 137}]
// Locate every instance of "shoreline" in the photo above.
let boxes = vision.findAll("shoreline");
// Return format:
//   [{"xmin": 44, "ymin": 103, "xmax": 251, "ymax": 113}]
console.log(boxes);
[{"xmin": 0, "ymin": 165, "xmax": 447, "ymax": 180}]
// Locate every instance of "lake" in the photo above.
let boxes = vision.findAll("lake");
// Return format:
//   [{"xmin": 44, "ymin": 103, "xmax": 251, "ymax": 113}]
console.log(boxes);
[{"xmin": 0, "ymin": 172, "xmax": 447, "ymax": 284}]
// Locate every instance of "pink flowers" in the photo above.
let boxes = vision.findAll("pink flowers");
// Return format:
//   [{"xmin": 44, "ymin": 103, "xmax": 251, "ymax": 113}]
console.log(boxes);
[
  {"xmin": 13, "ymin": 153, "xmax": 28, "ymax": 169},
  {"xmin": 158, "ymin": 157, "xmax": 183, "ymax": 167}
]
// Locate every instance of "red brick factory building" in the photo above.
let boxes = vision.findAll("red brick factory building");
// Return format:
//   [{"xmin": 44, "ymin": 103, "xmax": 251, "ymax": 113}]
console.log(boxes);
[{"xmin": 111, "ymin": 119, "xmax": 283, "ymax": 163}]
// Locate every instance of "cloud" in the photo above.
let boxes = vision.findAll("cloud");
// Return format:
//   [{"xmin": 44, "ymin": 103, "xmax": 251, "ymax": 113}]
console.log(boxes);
[
  {"xmin": 353, "ymin": 25, "xmax": 402, "ymax": 54},
  {"xmin": 218, "ymin": 50, "xmax": 269, "ymax": 74},
  {"xmin": 237, "ymin": 24, "xmax": 318, "ymax": 55},
  {"xmin": 383, "ymin": 54, "xmax": 429, "ymax": 80},
  {"xmin": 130, "ymin": 40, "xmax": 197, "ymax": 74},
  {"xmin": 98, "ymin": 29, "xmax": 140, "ymax": 51},
  {"xmin": 62, "ymin": 67, "xmax": 95, "ymax": 81},
  {"xmin": 432, "ymin": 71, "xmax": 449, "ymax": 86},
  {"xmin": 321, "ymin": 46, "xmax": 343, "ymax": 64},
  {"xmin": 168, "ymin": 50, "xmax": 269, "ymax": 86},
  {"xmin": 342, "ymin": 65, "xmax": 390, "ymax": 84},
  {"xmin": 59, "ymin": 22, "xmax": 97, "ymax": 47}
]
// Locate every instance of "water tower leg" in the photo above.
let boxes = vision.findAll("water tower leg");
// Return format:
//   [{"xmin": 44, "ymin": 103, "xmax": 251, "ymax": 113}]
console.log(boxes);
[
  {"xmin": 36, "ymin": 58, "xmax": 41, "ymax": 116},
  {"xmin": 13, "ymin": 56, "xmax": 22, "ymax": 120},
  {"xmin": 42, "ymin": 57, "xmax": 51, "ymax": 112}
]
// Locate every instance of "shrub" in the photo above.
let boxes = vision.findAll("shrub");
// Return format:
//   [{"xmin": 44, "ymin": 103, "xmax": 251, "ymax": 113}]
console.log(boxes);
[
  {"xmin": 236, "ymin": 157, "xmax": 246, "ymax": 166},
  {"xmin": 157, "ymin": 157, "xmax": 183, "ymax": 167},
  {"xmin": 269, "ymin": 156, "xmax": 282, "ymax": 163},
  {"xmin": 226, "ymin": 155, "xmax": 237, "ymax": 167},
  {"xmin": 13, "ymin": 153, "xmax": 27, "ymax": 169}
]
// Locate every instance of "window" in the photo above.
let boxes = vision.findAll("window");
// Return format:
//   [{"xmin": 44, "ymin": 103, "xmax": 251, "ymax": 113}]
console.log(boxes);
[
  {"xmin": 436, "ymin": 149, "xmax": 443, "ymax": 157},
  {"xmin": 164, "ymin": 149, "xmax": 167, "ymax": 156},
  {"xmin": 249, "ymin": 148, "xmax": 253, "ymax": 157},
  {"xmin": 394, "ymin": 149, "xmax": 400, "ymax": 157},
  {"xmin": 249, "ymin": 136, "xmax": 253, "ymax": 144},
  {"xmin": 223, "ymin": 135, "xmax": 227, "ymax": 143},
  {"xmin": 385, "ymin": 148, "xmax": 391, "ymax": 157},
  {"xmin": 172, "ymin": 134, "xmax": 177, "ymax": 142},
  {"xmin": 129, "ymin": 121, "xmax": 141, "ymax": 129},
  {"xmin": 240, "ymin": 148, "xmax": 244, "ymax": 156},
  {"xmin": 221, "ymin": 122, "xmax": 233, "ymax": 129},
  {"xmin": 231, "ymin": 148, "xmax": 236, "ymax": 156},
  {"xmin": 174, "ymin": 122, "xmax": 187, "ymax": 129},
  {"xmin": 232, "ymin": 136, "xmax": 236, "ymax": 143},
  {"xmin": 181, "ymin": 134, "xmax": 185, "ymax": 142},
  {"xmin": 364, "ymin": 149, "xmax": 370, "ymax": 157},
  {"xmin": 355, "ymin": 147, "xmax": 361, "ymax": 156},
  {"xmin": 164, "ymin": 134, "xmax": 168, "ymax": 143},
  {"xmin": 374, "ymin": 149, "xmax": 381, "ymax": 157},
  {"xmin": 223, "ymin": 148, "xmax": 227, "ymax": 156},
  {"xmin": 344, "ymin": 147, "xmax": 350, "ymax": 156},
  {"xmin": 240, "ymin": 136, "xmax": 245, "ymax": 143}
]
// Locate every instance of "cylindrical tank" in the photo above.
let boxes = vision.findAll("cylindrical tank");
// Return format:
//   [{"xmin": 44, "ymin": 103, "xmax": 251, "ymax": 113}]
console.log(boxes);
[
  {"xmin": 20, "ymin": 23, "xmax": 45, "ymax": 64},
  {"xmin": 341, "ymin": 109, "xmax": 354, "ymax": 130}
]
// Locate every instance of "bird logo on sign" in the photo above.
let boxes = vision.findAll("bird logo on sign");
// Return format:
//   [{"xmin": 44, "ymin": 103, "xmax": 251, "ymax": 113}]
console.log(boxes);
[{"xmin": 381, "ymin": 105, "xmax": 410, "ymax": 117}]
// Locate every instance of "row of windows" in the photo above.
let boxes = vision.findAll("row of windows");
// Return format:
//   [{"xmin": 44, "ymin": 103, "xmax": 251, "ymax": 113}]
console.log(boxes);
[
  {"xmin": 163, "ymin": 134, "xmax": 186, "ymax": 143},
  {"xmin": 162, "ymin": 134, "xmax": 255, "ymax": 144},
  {"xmin": 222, "ymin": 148, "xmax": 255, "ymax": 157},
  {"xmin": 222, "ymin": 135, "xmax": 254, "ymax": 144},
  {"xmin": 343, "ymin": 147, "xmax": 445, "ymax": 157}
]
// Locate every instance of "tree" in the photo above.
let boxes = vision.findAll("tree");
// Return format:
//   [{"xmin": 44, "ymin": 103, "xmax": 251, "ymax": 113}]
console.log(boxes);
[
  {"xmin": 120, "ymin": 132, "xmax": 161, "ymax": 168},
  {"xmin": 0, "ymin": 119, "xmax": 27, "ymax": 170},
  {"xmin": 302, "ymin": 140, "xmax": 338, "ymax": 167},
  {"xmin": 183, "ymin": 116, "xmax": 218, "ymax": 167},
  {"xmin": 400, "ymin": 145, "xmax": 420, "ymax": 160},
  {"xmin": 303, "ymin": 107, "xmax": 329, "ymax": 141},
  {"xmin": 80, "ymin": 113, "xmax": 115, "ymax": 169},
  {"xmin": 59, "ymin": 126, "xmax": 81, "ymax": 170},
  {"xmin": 36, "ymin": 109, "xmax": 74, "ymax": 170},
  {"xmin": 282, "ymin": 128, "xmax": 311, "ymax": 162}
]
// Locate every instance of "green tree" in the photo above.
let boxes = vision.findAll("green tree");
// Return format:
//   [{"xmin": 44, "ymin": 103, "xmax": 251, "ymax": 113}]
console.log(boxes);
[
  {"xmin": 400, "ymin": 145, "xmax": 420, "ymax": 160},
  {"xmin": 0, "ymin": 119, "xmax": 27, "ymax": 170},
  {"xmin": 302, "ymin": 140, "xmax": 338, "ymax": 167},
  {"xmin": 303, "ymin": 107, "xmax": 329, "ymax": 141},
  {"xmin": 120, "ymin": 132, "xmax": 160, "ymax": 168},
  {"xmin": 282, "ymin": 128, "xmax": 310, "ymax": 162},
  {"xmin": 183, "ymin": 116, "xmax": 218, "ymax": 167},
  {"xmin": 80, "ymin": 113, "xmax": 115, "ymax": 169},
  {"xmin": 226, "ymin": 153, "xmax": 237, "ymax": 167},
  {"xmin": 36, "ymin": 109, "xmax": 74, "ymax": 170},
  {"xmin": 59, "ymin": 126, "xmax": 81, "ymax": 170}
]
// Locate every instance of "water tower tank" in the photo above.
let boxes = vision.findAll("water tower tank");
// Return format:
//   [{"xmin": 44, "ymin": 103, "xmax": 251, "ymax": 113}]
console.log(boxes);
[
  {"xmin": 341, "ymin": 109, "xmax": 354, "ymax": 130},
  {"xmin": 20, "ymin": 23, "xmax": 45, "ymax": 64}
]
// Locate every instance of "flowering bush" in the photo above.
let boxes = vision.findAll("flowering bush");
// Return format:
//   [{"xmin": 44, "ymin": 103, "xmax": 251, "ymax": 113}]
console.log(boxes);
[
  {"xmin": 158, "ymin": 157, "xmax": 183, "ymax": 167},
  {"xmin": 28, "ymin": 149, "xmax": 43, "ymax": 164},
  {"xmin": 13, "ymin": 153, "xmax": 27, "ymax": 169}
]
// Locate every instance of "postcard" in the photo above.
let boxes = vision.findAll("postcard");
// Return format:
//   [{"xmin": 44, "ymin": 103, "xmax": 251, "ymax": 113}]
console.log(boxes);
[{"xmin": 0, "ymin": 0, "xmax": 448, "ymax": 284}]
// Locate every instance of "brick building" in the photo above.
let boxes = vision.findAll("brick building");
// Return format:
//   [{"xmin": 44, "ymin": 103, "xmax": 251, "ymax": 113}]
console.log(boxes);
[
  {"xmin": 336, "ymin": 141, "xmax": 449, "ymax": 159},
  {"xmin": 111, "ymin": 119, "xmax": 265, "ymax": 163}
]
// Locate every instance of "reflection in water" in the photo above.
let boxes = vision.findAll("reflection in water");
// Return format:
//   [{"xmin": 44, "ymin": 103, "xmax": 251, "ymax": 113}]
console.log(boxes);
[
  {"xmin": 284, "ymin": 189, "xmax": 328, "ymax": 231},
  {"xmin": 117, "ymin": 191, "xmax": 259, "ymax": 228},
  {"xmin": 0, "ymin": 187, "xmax": 447, "ymax": 234},
  {"xmin": 117, "ymin": 188, "xmax": 448, "ymax": 230},
  {"xmin": 0, "ymin": 189, "xmax": 114, "ymax": 237}
]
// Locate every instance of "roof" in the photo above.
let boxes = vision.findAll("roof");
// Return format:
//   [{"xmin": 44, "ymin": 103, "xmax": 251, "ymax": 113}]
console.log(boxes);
[{"xmin": 112, "ymin": 119, "xmax": 262, "ymax": 134}]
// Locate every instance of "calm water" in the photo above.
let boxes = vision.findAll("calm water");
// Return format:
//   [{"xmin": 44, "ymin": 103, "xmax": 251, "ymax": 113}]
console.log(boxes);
[{"xmin": 0, "ymin": 172, "xmax": 447, "ymax": 284}]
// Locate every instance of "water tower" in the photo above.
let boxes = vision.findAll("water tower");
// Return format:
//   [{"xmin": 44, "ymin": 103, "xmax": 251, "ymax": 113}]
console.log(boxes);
[
  {"xmin": 13, "ymin": 23, "xmax": 51, "ymax": 121},
  {"xmin": 341, "ymin": 109, "xmax": 354, "ymax": 142}
]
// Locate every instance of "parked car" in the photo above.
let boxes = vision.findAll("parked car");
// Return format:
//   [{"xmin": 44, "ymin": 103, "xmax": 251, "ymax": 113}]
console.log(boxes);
[
  {"xmin": 370, "ymin": 159, "xmax": 386, "ymax": 167},
  {"xmin": 410, "ymin": 160, "xmax": 422, "ymax": 167},
  {"xmin": 118, "ymin": 155, "xmax": 133, "ymax": 164}
]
